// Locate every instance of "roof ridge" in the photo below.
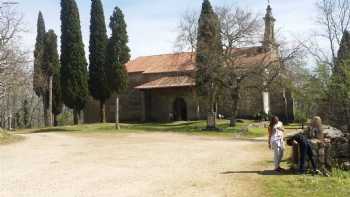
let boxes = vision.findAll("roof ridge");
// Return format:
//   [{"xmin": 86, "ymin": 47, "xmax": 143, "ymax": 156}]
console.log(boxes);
[
  {"xmin": 131, "ymin": 46, "xmax": 262, "ymax": 60},
  {"xmin": 131, "ymin": 51, "xmax": 193, "ymax": 60}
]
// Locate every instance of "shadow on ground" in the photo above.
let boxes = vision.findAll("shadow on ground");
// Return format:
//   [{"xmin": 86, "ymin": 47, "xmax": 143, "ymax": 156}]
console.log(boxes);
[
  {"xmin": 17, "ymin": 128, "xmax": 77, "ymax": 134},
  {"xmin": 221, "ymin": 169, "xmax": 297, "ymax": 176}
]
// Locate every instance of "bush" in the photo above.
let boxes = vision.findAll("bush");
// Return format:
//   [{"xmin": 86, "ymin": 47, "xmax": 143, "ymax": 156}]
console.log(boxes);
[
  {"xmin": 294, "ymin": 110, "xmax": 307, "ymax": 128},
  {"xmin": 56, "ymin": 111, "xmax": 73, "ymax": 126},
  {"xmin": 255, "ymin": 112, "xmax": 272, "ymax": 122}
]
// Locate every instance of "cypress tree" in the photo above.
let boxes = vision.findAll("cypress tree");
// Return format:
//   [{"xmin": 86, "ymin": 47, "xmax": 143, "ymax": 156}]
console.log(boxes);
[
  {"xmin": 33, "ymin": 11, "xmax": 46, "ymax": 97},
  {"xmin": 43, "ymin": 30, "xmax": 59, "ymax": 80},
  {"xmin": 60, "ymin": 0, "xmax": 89, "ymax": 124},
  {"xmin": 53, "ymin": 68, "xmax": 63, "ymax": 126},
  {"xmin": 335, "ymin": 31, "xmax": 350, "ymax": 76},
  {"xmin": 329, "ymin": 31, "xmax": 350, "ymax": 130},
  {"xmin": 33, "ymin": 12, "xmax": 51, "ymax": 126},
  {"xmin": 196, "ymin": 0, "xmax": 223, "ymax": 129},
  {"xmin": 106, "ymin": 7, "xmax": 130, "ymax": 129},
  {"xmin": 43, "ymin": 30, "xmax": 63, "ymax": 126},
  {"xmin": 89, "ymin": 0, "xmax": 110, "ymax": 123}
]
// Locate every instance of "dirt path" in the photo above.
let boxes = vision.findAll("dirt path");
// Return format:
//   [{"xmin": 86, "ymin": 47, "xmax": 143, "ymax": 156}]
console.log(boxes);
[{"xmin": 0, "ymin": 132, "xmax": 271, "ymax": 197}]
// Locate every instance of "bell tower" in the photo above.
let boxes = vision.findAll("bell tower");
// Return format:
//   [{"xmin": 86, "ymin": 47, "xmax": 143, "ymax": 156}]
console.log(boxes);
[{"xmin": 262, "ymin": 4, "xmax": 277, "ymax": 51}]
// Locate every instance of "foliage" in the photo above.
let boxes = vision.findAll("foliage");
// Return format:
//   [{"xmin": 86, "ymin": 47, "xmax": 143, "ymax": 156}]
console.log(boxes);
[
  {"xmin": 0, "ymin": 5, "xmax": 35, "ymax": 129},
  {"xmin": 0, "ymin": 131, "xmax": 24, "ymax": 145},
  {"xmin": 105, "ymin": 7, "xmax": 130, "ymax": 94},
  {"xmin": 43, "ymin": 30, "xmax": 63, "ymax": 117},
  {"xmin": 43, "ymin": 30, "xmax": 59, "ymax": 76},
  {"xmin": 294, "ymin": 110, "xmax": 307, "ymax": 126},
  {"xmin": 327, "ymin": 31, "xmax": 350, "ymax": 130},
  {"xmin": 255, "ymin": 112, "xmax": 272, "ymax": 122},
  {"xmin": 195, "ymin": 0, "xmax": 224, "ymax": 113},
  {"xmin": 60, "ymin": 0, "xmax": 89, "ymax": 123},
  {"xmin": 33, "ymin": 11, "xmax": 46, "ymax": 97},
  {"xmin": 56, "ymin": 110, "xmax": 74, "ymax": 126},
  {"xmin": 88, "ymin": 0, "xmax": 110, "ymax": 116},
  {"xmin": 292, "ymin": 64, "xmax": 331, "ymax": 120}
]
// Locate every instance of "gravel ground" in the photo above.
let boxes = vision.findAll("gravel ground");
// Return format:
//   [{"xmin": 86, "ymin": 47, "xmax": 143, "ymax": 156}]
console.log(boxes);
[{"xmin": 0, "ymin": 132, "xmax": 271, "ymax": 197}]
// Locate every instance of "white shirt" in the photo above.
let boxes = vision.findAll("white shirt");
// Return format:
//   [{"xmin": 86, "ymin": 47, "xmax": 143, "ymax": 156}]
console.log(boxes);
[{"xmin": 270, "ymin": 121, "xmax": 284, "ymax": 148}]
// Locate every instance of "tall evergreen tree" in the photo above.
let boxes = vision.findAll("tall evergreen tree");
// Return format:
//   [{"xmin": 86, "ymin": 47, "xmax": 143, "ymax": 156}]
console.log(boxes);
[
  {"xmin": 52, "ymin": 68, "xmax": 63, "ymax": 126},
  {"xmin": 329, "ymin": 31, "xmax": 350, "ymax": 130},
  {"xmin": 43, "ymin": 30, "xmax": 60, "ymax": 126},
  {"xmin": 89, "ymin": 0, "xmax": 110, "ymax": 123},
  {"xmin": 33, "ymin": 11, "xmax": 46, "ymax": 97},
  {"xmin": 106, "ymin": 7, "xmax": 130, "ymax": 129},
  {"xmin": 335, "ymin": 31, "xmax": 350, "ymax": 76},
  {"xmin": 33, "ymin": 11, "xmax": 51, "ymax": 126},
  {"xmin": 43, "ymin": 30, "xmax": 59, "ymax": 82},
  {"xmin": 196, "ymin": 0, "xmax": 223, "ymax": 129},
  {"xmin": 60, "ymin": 0, "xmax": 89, "ymax": 124},
  {"xmin": 43, "ymin": 30, "xmax": 63, "ymax": 126}
]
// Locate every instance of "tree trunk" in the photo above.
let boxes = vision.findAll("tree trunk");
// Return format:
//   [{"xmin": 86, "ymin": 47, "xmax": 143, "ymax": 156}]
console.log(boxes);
[
  {"xmin": 206, "ymin": 101, "xmax": 216, "ymax": 130},
  {"xmin": 230, "ymin": 98, "xmax": 239, "ymax": 127},
  {"xmin": 48, "ymin": 75, "xmax": 53, "ymax": 127},
  {"xmin": 73, "ymin": 109, "xmax": 79, "ymax": 125},
  {"xmin": 53, "ymin": 114, "xmax": 58, "ymax": 127},
  {"xmin": 206, "ymin": 82, "xmax": 217, "ymax": 130},
  {"xmin": 115, "ymin": 96, "xmax": 120, "ymax": 130},
  {"xmin": 282, "ymin": 89, "xmax": 288, "ymax": 123},
  {"xmin": 100, "ymin": 100, "xmax": 106, "ymax": 123},
  {"xmin": 43, "ymin": 97, "xmax": 49, "ymax": 127},
  {"xmin": 229, "ymin": 86, "xmax": 241, "ymax": 127},
  {"xmin": 7, "ymin": 113, "xmax": 12, "ymax": 130}
]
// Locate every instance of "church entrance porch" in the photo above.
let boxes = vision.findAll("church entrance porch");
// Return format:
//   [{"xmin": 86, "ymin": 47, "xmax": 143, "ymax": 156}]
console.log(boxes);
[
  {"xmin": 172, "ymin": 98, "xmax": 188, "ymax": 121},
  {"xmin": 139, "ymin": 87, "xmax": 197, "ymax": 122}
]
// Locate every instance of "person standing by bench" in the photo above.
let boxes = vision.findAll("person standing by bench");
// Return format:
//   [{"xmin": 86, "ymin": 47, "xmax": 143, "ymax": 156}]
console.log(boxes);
[
  {"xmin": 268, "ymin": 116, "xmax": 285, "ymax": 172},
  {"xmin": 286, "ymin": 133, "xmax": 320, "ymax": 174}
]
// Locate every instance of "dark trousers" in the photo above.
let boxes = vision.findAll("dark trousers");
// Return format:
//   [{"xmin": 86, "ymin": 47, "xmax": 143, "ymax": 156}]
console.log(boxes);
[{"xmin": 299, "ymin": 143, "xmax": 317, "ymax": 171}]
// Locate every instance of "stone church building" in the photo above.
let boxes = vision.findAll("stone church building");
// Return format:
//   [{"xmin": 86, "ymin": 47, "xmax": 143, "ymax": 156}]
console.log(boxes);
[{"xmin": 84, "ymin": 5, "xmax": 294, "ymax": 123}]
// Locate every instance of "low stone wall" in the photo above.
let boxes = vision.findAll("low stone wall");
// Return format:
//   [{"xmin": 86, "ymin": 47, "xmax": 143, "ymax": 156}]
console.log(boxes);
[{"xmin": 288, "ymin": 126, "xmax": 350, "ymax": 172}]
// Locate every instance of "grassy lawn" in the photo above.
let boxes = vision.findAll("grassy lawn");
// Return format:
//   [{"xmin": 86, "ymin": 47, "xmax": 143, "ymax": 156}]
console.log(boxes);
[
  {"xmin": 262, "ymin": 145, "xmax": 350, "ymax": 197},
  {"xmin": 263, "ymin": 169, "xmax": 350, "ymax": 197},
  {"xmin": 0, "ymin": 131, "xmax": 24, "ymax": 145},
  {"xmin": 18, "ymin": 119, "xmax": 268, "ymax": 138}
]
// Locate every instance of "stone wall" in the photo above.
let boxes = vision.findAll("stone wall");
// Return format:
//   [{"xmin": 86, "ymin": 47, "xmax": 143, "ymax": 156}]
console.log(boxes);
[
  {"xmin": 288, "ymin": 127, "xmax": 350, "ymax": 172},
  {"xmin": 84, "ymin": 69, "xmax": 294, "ymax": 123}
]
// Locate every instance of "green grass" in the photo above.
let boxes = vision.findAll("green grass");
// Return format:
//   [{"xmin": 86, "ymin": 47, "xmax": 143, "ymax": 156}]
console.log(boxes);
[
  {"xmin": 263, "ymin": 169, "xmax": 350, "ymax": 197},
  {"xmin": 18, "ymin": 119, "xmax": 267, "ymax": 139},
  {"xmin": 0, "ymin": 131, "xmax": 24, "ymax": 145},
  {"xmin": 262, "ymin": 148, "xmax": 350, "ymax": 197}
]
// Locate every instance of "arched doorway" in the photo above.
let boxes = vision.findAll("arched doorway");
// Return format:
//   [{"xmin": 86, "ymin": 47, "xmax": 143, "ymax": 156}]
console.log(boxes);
[{"xmin": 173, "ymin": 98, "xmax": 188, "ymax": 121}]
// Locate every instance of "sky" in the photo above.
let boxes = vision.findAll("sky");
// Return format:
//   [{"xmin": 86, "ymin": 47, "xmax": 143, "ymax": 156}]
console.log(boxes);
[{"xmin": 14, "ymin": 0, "xmax": 320, "ymax": 60}]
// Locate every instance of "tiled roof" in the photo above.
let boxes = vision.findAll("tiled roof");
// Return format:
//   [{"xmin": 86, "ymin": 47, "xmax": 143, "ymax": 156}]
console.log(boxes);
[
  {"xmin": 135, "ymin": 76, "xmax": 195, "ymax": 90},
  {"xmin": 126, "ymin": 52, "xmax": 195, "ymax": 74},
  {"xmin": 126, "ymin": 47, "xmax": 277, "ymax": 74}
]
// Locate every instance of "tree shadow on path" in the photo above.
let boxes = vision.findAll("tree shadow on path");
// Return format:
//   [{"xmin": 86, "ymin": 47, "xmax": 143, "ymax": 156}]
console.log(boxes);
[{"xmin": 221, "ymin": 169, "xmax": 297, "ymax": 176}]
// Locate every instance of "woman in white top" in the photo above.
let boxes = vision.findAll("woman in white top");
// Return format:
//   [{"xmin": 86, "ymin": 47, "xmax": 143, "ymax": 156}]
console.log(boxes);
[{"xmin": 268, "ymin": 116, "xmax": 285, "ymax": 172}]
